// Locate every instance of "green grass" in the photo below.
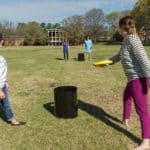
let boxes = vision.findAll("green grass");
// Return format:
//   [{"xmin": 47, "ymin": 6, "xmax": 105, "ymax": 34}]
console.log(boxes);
[{"xmin": 0, "ymin": 44, "xmax": 150, "ymax": 150}]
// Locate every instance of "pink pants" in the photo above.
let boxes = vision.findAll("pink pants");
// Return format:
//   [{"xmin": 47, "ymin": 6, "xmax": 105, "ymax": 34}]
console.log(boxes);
[{"xmin": 123, "ymin": 77, "xmax": 150, "ymax": 138}]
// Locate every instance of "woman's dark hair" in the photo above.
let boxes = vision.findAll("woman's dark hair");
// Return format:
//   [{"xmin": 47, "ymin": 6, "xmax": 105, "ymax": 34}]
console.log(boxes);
[
  {"xmin": 119, "ymin": 16, "xmax": 136, "ymax": 34},
  {"xmin": 85, "ymin": 35, "xmax": 90, "ymax": 40},
  {"xmin": 64, "ymin": 38, "xmax": 67, "ymax": 42}
]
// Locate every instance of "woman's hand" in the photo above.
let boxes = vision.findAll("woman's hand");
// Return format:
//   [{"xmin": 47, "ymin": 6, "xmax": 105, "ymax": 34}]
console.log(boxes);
[
  {"xmin": 0, "ymin": 89, "xmax": 5, "ymax": 99},
  {"xmin": 6, "ymin": 82, "xmax": 10, "ymax": 92},
  {"xmin": 100, "ymin": 64, "xmax": 110, "ymax": 67}
]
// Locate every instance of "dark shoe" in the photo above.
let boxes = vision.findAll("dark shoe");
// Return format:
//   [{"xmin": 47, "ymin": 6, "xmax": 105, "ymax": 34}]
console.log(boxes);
[{"xmin": 11, "ymin": 121, "xmax": 26, "ymax": 126}]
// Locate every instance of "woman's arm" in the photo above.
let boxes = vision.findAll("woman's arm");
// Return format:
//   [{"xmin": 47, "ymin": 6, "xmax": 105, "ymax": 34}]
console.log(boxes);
[
  {"xmin": 83, "ymin": 41, "xmax": 86, "ymax": 49},
  {"xmin": 0, "ymin": 89, "xmax": 5, "ymax": 99},
  {"xmin": 90, "ymin": 40, "xmax": 93, "ymax": 50},
  {"xmin": 109, "ymin": 50, "xmax": 121, "ymax": 64},
  {"xmin": 0, "ymin": 57, "xmax": 7, "ymax": 99},
  {"xmin": 128, "ymin": 35, "xmax": 150, "ymax": 78},
  {"xmin": 68, "ymin": 42, "xmax": 69, "ymax": 50},
  {"xmin": 0, "ymin": 57, "xmax": 7, "ymax": 89},
  {"xmin": 6, "ymin": 81, "xmax": 10, "ymax": 92}
]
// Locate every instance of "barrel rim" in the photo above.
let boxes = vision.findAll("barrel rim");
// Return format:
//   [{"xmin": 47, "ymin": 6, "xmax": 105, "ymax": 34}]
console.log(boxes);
[{"xmin": 54, "ymin": 86, "xmax": 77, "ymax": 92}]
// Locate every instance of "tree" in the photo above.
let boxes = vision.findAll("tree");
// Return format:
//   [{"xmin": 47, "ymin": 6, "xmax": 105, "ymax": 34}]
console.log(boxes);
[
  {"xmin": 106, "ymin": 12, "xmax": 121, "ymax": 38},
  {"xmin": 106, "ymin": 12, "xmax": 120, "ymax": 28},
  {"xmin": 53, "ymin": 23, "xmax": 61, "ymax": 29},
  {"xmin": 16, "ymin": 23, "xmax": 26, "ymax": 37},
  {"xmin": 106, "ymin": 11, "xmax": 131, "ymax": 39},
  {"xmin": 61, "ymin": 15, "xmax": 85, "ymax": 45},
  {"xmin": 84, "ymin": 8, "xmax": 105, "ymax": 42},
  {"xmin": 46, "ymin": 23, "xmax": 53, "ymax": 29},
  {"xmin": 40, "ymin": 22, "xmax": 46, "ymax": 29},
  {"xmin": 131, "ymin": 0, "xmax": 150, "ymax": 30},
  {"xmin": 120, "ymin": 10, "xmax": 131, "ymax": 17},
  {"xmin": 112, "ymin": 31, "xmax": 123, "ymax": 42},
  {"xmin": 16, "ymin": 22, "xmax": 47, "ymax": 45},
  {"xmin": 0, "ymin": 21, "xmax": 16, "ymax": 38},
  {"xmin": 131, "ymin": 0, "xmax": 150, "ymax": 41}
]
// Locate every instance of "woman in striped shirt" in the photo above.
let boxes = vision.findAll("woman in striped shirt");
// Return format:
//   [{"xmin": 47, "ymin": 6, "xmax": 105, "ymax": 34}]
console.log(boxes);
[{"xmin": 110, "ymin": 16, "xmax": 150, "ymax": 150}]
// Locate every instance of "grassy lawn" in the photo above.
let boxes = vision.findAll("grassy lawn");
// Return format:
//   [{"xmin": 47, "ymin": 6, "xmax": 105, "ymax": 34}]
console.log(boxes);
[{"xmin": 0, "ymin": 44, "xmax": 150, "ymax": 150}]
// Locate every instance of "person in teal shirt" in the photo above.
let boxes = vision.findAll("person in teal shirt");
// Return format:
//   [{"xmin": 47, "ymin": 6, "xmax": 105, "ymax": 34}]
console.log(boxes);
[{"xmin": 84, "ymin": 36, "xmax": 93, "ymax": 60}]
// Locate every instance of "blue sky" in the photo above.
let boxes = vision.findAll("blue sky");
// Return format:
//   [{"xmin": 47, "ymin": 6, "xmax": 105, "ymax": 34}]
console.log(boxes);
[{"xmin": 0, "ymin": 0, "xmax": 137, "ymax": 23}]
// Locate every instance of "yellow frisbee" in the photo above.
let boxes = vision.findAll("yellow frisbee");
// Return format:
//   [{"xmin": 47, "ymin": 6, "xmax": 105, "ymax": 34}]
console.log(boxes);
[{"xmin": 93, "ymin": 60, "xmax": 113, "ymax": 66}]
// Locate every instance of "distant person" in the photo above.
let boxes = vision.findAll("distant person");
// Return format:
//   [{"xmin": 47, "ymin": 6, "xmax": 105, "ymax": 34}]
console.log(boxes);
[
  {"xmin": 0, "ymin": 40, "xmax": 4, "ymax": 47},
  {"xmin": 62, "ymin": 39, "xmax": 69, "ymax": 60},
  {"xmin": 0, "ymin": 33, "xmax": 4, "ymax": 47},
  {"xmin": 0, "ymin": 56, "xmax": 26, "ymax": 126},
  {"xmin": 84, "ymin": 36, "xmax": 93, "ymax": 60},
  {"xmin": 109, "ymin": 16, "xmax": 150, "ymax": 150}
]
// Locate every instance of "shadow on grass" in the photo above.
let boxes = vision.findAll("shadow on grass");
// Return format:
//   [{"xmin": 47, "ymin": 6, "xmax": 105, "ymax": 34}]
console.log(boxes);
[
  {"xmin": 78, "ymin": 100, "xmax": 140, "ymax": 144},
  {"xmin": 43, "ymin": 100, "xmax": 140, "ymax": 144},
  {"xmin": 72, "ymin": 58, "xmax": 78, "ymax": 61},
  {"xmin": 43, "ymin": 102, "xmax": 55, "ymax": 116},
  {"xmin": 55, "ymin": 58, "xmax": 64, "ymax": 60}
]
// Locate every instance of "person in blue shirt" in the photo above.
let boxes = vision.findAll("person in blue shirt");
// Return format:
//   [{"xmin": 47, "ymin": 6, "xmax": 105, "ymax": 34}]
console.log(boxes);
[
  {"xmin": 84, "ymin": 36, "xmax": 93, "ymax": 60},
  {"xmin": 62, "ymin": 39, "xmax": 69, "ymax": 60}
]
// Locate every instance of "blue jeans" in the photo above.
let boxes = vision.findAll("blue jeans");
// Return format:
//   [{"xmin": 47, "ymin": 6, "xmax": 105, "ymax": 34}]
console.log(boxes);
[
  {"xmin": 63, "ymin": 51, "xmax": 69, "ymax": 60},
  {"xmin": 0, "ymin": 85, "xmax": 14, "ymax": 121}
]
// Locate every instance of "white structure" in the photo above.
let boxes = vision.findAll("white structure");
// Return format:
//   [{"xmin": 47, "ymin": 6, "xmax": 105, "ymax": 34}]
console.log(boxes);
[{"xmin": 47, "ymin": 29, "xmax": 65, "ymax": 46}]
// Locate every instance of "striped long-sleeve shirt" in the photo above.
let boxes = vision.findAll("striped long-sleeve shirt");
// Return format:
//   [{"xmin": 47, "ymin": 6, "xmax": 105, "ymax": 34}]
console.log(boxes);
[
  {"xmin": 0, "ymin": 56, "xmax": 7, "ymax": 88},
  {"xmin": 110, "ymin": 34, "xmax": 150, "ymax": 82}
]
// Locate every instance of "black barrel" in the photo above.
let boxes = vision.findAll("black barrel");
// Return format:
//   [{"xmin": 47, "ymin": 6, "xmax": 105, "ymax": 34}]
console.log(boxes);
[
  {"xmin": 54, "ymin": 86, "xmax": 78, "ymax": 118},
  {"xmin": 78, "ymin": 53, "xmax": 85, "ymax": 61}
]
